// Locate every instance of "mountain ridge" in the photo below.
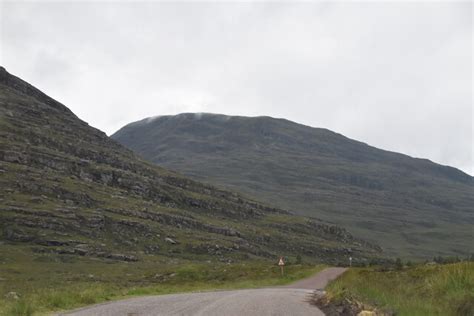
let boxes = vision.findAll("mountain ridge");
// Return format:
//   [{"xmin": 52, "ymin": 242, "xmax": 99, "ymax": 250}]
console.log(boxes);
[
  {"xmin": 115, "ymin": 112, "xmax": 471, "ymax": 182},
  {"xmin": 112, "ymin": 112, "xmax": 474, "ymax": 258}
]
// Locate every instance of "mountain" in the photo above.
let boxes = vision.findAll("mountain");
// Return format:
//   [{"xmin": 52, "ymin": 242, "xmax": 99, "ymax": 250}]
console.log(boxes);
[
  {"xmin": 0, "ymin": 67, "xmax": 381, "ymax": 268},
  {"xmin": 112, "ymin": 113, "xmax": 474, "ymax": 258}
]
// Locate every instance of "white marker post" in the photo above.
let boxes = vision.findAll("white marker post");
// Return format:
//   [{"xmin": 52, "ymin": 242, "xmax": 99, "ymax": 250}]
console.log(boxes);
[
  {"xmin": 349, "ymin": 257, "xmax": 353, "ymax": 267},
  {"xmin": 278, "ymin": 257, "xmax": 285, "ymax": 276}
]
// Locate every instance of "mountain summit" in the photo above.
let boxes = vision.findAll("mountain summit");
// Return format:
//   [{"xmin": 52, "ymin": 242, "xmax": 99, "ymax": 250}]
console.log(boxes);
[{"xmin": 113, "ymin": 113, "xmax": 474, "ymax": 258}]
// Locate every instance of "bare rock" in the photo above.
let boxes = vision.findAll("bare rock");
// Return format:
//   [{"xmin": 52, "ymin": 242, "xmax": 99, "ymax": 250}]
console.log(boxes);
[
  {"xmin": 165, "ymin": 237, "xmax": 177, "ymax": 244},
  {"xmin": 5, "ymin": 291, "xmax": 20, "ymax": 300}
]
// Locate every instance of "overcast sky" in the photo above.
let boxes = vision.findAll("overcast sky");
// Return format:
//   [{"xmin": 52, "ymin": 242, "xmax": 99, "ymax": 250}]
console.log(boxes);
[{"xmin": 1, "ymin": 1, "xmax": 472, "ymax": 175}]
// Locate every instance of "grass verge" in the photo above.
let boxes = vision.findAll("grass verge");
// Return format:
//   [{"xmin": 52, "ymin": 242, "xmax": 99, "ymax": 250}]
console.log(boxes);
[
  {"xmin": 324, "ymin": 262, "xmax": 474, "ymax": 316},
  {"xmin": 0, "ymin": 250, "xmax": 324, "ymax": 316}
]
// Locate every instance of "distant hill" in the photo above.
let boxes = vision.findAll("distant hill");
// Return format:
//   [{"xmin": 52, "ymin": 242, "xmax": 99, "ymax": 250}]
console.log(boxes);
[
  {"xmin": 0, "ymin": 67, "xmax": 380, "ymax": 266},
  {"xmin": 112, "ymin": 113, "xmax": 474, "ymax": 258}
]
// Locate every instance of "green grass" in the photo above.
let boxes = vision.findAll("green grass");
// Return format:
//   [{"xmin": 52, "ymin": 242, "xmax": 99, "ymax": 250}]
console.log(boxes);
[
  {"xmin": 325, "ymin": 262, "xmax": 474, "ymax": 316},
  {"xmin": 0, "ymin": 247, "xmax": 324, "ymax": 316}
]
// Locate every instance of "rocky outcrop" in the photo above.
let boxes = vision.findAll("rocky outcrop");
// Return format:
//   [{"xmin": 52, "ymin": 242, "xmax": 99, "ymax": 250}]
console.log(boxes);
[{"xmin": 104, "ymin": 208, "xmax": 242, "ymax": 238}]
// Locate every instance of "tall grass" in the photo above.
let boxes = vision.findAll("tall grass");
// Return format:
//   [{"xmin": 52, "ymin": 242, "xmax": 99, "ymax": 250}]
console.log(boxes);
[{"xmin": 326, "ymin": 262, "xmax": 474, "ymax": 316}]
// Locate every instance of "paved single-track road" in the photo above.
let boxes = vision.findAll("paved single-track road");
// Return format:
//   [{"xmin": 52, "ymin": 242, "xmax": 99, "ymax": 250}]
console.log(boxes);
[{"xmin": 63, "ymin": 267, "xmax": 347, "ymax": 316}]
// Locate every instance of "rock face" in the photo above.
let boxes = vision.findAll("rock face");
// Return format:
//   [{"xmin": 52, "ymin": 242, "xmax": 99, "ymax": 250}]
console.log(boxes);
[
  {"xmin": 112, "ymin": 113, "xmax": 474, "ymax": 258},
  {"xmin": 0, "ymin": 67, "xmax": 381, "ymax": 264}
]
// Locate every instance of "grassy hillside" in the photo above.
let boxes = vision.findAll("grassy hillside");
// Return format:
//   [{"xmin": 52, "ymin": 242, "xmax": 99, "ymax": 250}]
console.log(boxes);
[
  {"xmin": 112, "ymin": 113, "xmax": 474, "ymax": 258},
  {"xmin": 321, "ymin": 262, "xmax": 474, "ymax": 316},
  {"xmin": 0, "ymin": 67, "xmax": 381, "ymax": 314},
  {"xmin": 0, "ymin": 243, "xmax": 324, "ymax": 315}
]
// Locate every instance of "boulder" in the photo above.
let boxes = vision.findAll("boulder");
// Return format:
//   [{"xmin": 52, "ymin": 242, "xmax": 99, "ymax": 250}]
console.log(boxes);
[
  {"xmin": 165, "ymin": 237, "xmax": 177, "ymax": 244},
  {"xmin": 5, "ymin": 292, "xmax": 20, "ymax": 300}
]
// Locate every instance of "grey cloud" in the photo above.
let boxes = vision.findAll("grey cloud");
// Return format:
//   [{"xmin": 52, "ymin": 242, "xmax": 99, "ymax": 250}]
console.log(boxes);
[{"xmin": 1, "ymin": 1, "xmax": 472, "ymax": 174}]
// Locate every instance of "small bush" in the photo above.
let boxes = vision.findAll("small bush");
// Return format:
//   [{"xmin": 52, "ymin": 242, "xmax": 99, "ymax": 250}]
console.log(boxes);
[
  {"xmin": 296, "ymin": 255, "xmax": 302, "ymax": 265},
  {"xmin": 455, "ymin": 294, "xmax": 474, "ymax": 316},
  {"xmin": 7, "ymin": 300, "xmax": 35, "ymax": 316},
  {"xmin": 395, "ymin": 258, "xmax": 403, "ymax": 270}
]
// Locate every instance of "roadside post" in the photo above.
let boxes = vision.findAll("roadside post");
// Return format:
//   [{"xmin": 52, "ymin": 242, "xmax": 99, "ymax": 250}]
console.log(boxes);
[
  {"xmin": 349, "ymin": 256, "xmax": 352, "ymax": 267},
  {"xmin": 278, "ymin": 256, "xmax": 285, "ymax": 276}
]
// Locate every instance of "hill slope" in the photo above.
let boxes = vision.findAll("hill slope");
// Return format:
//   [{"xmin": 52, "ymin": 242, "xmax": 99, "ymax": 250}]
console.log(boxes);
[
  {"xmin": 0, "ymin": 67, "xmax": 381, "ymax": 269},
  {"xmin": 112, "ymin": 113, "xmax": 474, "ymax": 258}
]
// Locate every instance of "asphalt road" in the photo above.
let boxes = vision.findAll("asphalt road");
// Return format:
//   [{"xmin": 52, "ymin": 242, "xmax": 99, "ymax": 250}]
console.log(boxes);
[{"xmin": 63, "ymin": 267, "xmax": 347, "ymax": 316}]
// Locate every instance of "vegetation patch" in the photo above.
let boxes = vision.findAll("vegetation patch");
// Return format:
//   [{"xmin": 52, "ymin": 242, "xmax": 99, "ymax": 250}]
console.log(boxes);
[
  {"xmin": 317, "ymin": 262, "xmax": 474, "ymax": 316},
  {"xmin": 0, "ymin": 247, "xmax": 324, "ymax": 316}
]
